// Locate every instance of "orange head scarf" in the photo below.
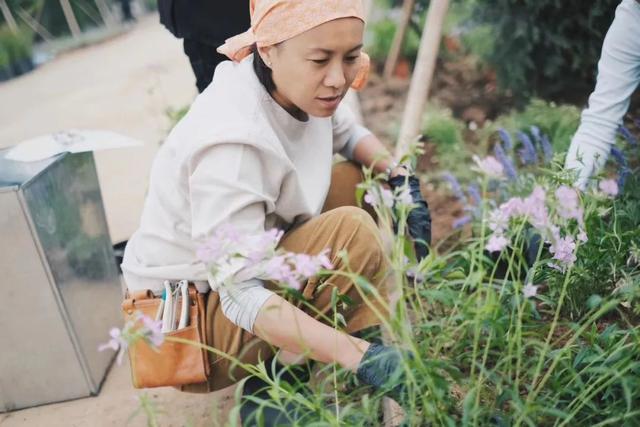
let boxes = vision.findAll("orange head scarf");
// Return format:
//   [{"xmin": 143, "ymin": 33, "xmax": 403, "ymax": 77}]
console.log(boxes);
[{"xmin": 217, "ymin": 0, "xmax": 370, "ymax": 91}]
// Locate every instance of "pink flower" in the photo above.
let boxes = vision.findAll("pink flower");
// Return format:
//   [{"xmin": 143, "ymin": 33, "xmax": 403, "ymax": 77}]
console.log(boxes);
[
  {"xmin": 549, "ymin": 235, "xmax": 577, "ymax": 266},
  {"xmin": 473, "ymin": 155, "xmax": 504, "ymax": 178},
  {"xmin": 98, "ymin": 327, "xmax": 128, "ymax": 365},
  {"xmin": 247, "ymin": 229, "xmax": 284, "ymax": 263},
  {"xmin": 486, "ymin": 234, "xmax": 509, "ymax": 253},
  {"xmin": 136, "ymin": 313, "xmax": 164, "ymax": 348},
  {"xmin": 500, "ymin": 197, "xmax": 525, "ymax": 218},
  {"xmin": 316, "ymin": 248, "xmax": 334, "ymax": 270},
  {"xmin": 364, "ymin": 186, "xmax": 395, "ymax": 209},
  {"xmin": 599, "ymin": 179, "xmax": 619, "ymax": 197},
  {"xmin": 396, "ymin": 187, "xmax": 413, "ymax": 206},
  {"xmin": 292, "ymin": 254, "xmax": 320, "ymax": 277},
  {"xmin": 577, "ymin": 229, "xmax": 588, "ymax": 243},
  {"xmin": 264, "ymin": 255, "xmax": 300, "ymax": 289},
  {"xmin": 522, "ymin": 186, "xmax": 549, "ymax": 229},
  {"xmin": 489, "ymin": 187, "xmax": 550, "ymax": 233},
  {"xmin": 489, "ymin": 208, "xmax": 511, "ymax": 233},
  {"xmin": 523, "ymin": 283, "xmax": 539, "ymax": 298},
  {"xmin": 99, "ymin": 313, "xmax": 165, "ymax": 365},
  {"xmin": 555, "ymin": 185, "xmax": 583, "ymax": 224},
  {"xmin": 196, "ymin": 223, "xmax": 243, "ymax": 263}
]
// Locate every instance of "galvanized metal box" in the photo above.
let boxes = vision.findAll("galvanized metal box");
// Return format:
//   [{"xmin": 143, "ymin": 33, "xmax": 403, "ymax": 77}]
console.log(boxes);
[{"xmin": 0, "ymin": 149, "xmax": 122, "ymax": 411}]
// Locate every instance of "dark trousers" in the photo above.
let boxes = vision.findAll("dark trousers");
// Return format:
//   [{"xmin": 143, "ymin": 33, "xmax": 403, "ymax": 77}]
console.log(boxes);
[
  {"xmin": 120, "ymin": 0, "xmax": 134, "ymax": 22},
  {"xmin": 183, "ymin": 38, "xmax": 230, "ymax": 93}
]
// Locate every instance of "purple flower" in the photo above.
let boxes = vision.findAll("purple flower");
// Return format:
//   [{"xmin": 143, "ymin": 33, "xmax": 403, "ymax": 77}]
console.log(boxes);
[
  {"xmin": 549, "ymin": 235, "xmax": 577, "ymax": 266},
  {"xmin": 523, "ymin": 283, "xmax": 539, "ymax": 299},
  {"xmin": 530, "ymin": 126, "xmax": 542, "ymax": 143},
  {"xmin": 599, "ymin": 179, "xmax": 619, "ymax": 197},
  {"xmin": 617, "ymin": 125, "xmax": 637, "ymax": 147},
  {"xmin": 494, "ymin": 143, "xmax": 518, "ymax": 181},
  {"xmin": 610, "ymin": 146, "xmax": 628, "ymax": 167},
  {"xmin": 486, "ymin": 234, "xmax": 509, "ymax": 253},
  {"xmin": 468, "ymin": 184, "xmax": 482, "ymax": 206},
  {"xmin": 442, "ymin": 172, "xmax": 466, "ymax": 201},
  {"xmin": 517, "ymin": 131, "xmax": 537, "ymax": 165},
  {"xmin": 453, "ymin": 215, "xmax": 472, "ymax": 229},
  {"xmin": 540, "ymin": 135, "xmax": 553, "ymax": 164},
  {"xmin": 529, "ymin": 125, "xmax": 553, "ymax": 162},
  {"xmin": 610, "ymin": 147, "xmax": 630, "ymax": 190},
  {"xmin": 473, "ymin": 155, "xmax": 505, "ymax": 178},
  {"xmin": 498, "ymin": 128, "xmax": 513, "ymax": 151}
]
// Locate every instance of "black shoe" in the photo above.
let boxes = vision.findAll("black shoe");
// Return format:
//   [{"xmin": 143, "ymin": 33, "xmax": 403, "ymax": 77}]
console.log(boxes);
[
  {"xmin": 239, "ymin": 358, "xmax": 313, "ymax": 426},
  {"xmin": 355, "ymin": 343, "xmax": 411, "ymax": 401}
]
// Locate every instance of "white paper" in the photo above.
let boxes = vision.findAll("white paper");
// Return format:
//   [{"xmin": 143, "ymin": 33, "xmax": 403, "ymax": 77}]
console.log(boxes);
[{"xmin": 4, "ymin": 129, "xmax": 144, "ymax": 162}]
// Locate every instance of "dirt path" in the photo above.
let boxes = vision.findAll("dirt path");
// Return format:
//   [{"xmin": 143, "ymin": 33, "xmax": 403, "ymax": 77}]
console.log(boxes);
[{"xmin": 0, "ymin": 14, "xmax": 197, "ymax": 244}]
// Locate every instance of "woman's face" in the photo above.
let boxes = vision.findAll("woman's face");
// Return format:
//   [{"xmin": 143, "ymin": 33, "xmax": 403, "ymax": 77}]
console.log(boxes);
[{"xmin": 259, "ymin": 18, "xmax": 365, "ymax": 119}]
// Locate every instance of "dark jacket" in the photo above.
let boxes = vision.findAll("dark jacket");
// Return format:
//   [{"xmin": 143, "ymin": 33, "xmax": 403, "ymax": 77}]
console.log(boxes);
[{"xmin": 158, "ymin": 0, "xmax": 250, "ymax": 45}]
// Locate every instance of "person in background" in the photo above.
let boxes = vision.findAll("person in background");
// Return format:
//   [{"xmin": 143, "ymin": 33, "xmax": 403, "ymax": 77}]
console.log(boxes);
[
  {"xmin": 564, "ymin": 0, "xmax": 640, "ymax": 189},
  {"xmin": 119, "ymin": 0, "xmax": 135, "ymax": 23},
  {"xmin": 157, "ymin": 0, "xmax": 250, "ymax": 92}
]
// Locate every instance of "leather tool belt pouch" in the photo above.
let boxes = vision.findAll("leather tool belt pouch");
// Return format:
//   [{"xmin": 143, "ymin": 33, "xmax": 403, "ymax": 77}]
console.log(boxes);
[{"xmin": 121, "ymin": 285, "xmax": 210, "ymax": 388}]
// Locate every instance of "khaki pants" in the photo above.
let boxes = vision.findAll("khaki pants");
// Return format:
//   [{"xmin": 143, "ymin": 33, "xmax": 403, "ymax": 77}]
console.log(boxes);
[{"xmin": 182, "ymin": 161, "xmax": 390, "ymax": 392}]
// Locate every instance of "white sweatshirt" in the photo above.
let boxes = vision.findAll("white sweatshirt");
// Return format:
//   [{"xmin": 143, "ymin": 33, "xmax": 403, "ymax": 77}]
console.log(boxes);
[
  {"xmin": 565, "ymin": 0, "xmax": 640, "ymax": 188},
  {"xmin": 121, "ymin": 55, "xmax": 371, "ymax": 332}
]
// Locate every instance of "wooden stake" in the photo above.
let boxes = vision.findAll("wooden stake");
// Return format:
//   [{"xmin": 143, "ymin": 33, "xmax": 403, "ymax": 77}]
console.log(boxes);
[
  {"xmin": 94, "ymin": 0, "xmax": 115, "ymax": 28},
  {"xmin": 59, "ymin": 0, "xmax": 81, "ymax": 39},
  {"xmin": 0, "ymin": 0, "xmax": 18, "ymax": 34},
  {"xmin": 383, "ymin": 0, "xmax": 416, "ymax": 81},
  {"xmin": 16, "ymin": 7, "xmax": 54, "ymax": 42},
  {"xmin": 395, "ymin": 0, "xmax": 449, "ymax": 158}
]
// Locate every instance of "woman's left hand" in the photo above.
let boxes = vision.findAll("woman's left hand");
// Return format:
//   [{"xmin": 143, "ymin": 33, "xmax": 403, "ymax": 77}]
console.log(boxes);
[{"xmin": 387, "ymin": 174, "xmax": 432, "ymax": 261}]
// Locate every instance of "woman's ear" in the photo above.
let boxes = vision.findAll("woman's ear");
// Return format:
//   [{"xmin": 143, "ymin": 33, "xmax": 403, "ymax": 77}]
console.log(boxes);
[{"xmin": 258, "ymin": 45, "xmax": 275, "ymax": 69}]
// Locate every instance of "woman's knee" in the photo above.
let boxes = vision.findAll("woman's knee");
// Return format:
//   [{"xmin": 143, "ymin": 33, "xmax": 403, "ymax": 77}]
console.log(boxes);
[
  {"xmin": 325, "ymin": 206, "xmax": 377, "ymax": 231},
  {"xmin": 325, "ymin": 206, "xmax": 385, "ymax": 260}
]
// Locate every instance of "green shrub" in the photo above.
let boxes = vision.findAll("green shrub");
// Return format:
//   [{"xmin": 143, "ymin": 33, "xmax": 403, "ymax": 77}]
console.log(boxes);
[
  {"xmin": 0, "ymin": 25, "xmax": 33, "ymax": 63},
  {"xmin": 422, "ymin": 106, "xmax": 465, "ymax": 147},
  {"xmin": 492, "ymin": 99, "xmax": 581, "ymax": 154},
  {"xmin": 366, "ymin": 18, "xmax": 421, "ymax": 64},
  {"xmin": 466, "ymin": 0, "xmax": 619, "ymax": 102},
  {"xmin": 0, "ymin": 44, "xmax": 9, "ymax": 69},
  {"xmin": 144, "ymin": 0, "xmax": 158, "ymax": 11}
]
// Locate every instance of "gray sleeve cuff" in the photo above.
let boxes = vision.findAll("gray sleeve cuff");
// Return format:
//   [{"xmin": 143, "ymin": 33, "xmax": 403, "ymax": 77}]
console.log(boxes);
[
  {"xmin": 218, "ymin": 279, "xmax": 275, "ymax": 333},
  {"xmin": 339, "ymin": 124, "xmax": 372, "ymax": 160}
]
